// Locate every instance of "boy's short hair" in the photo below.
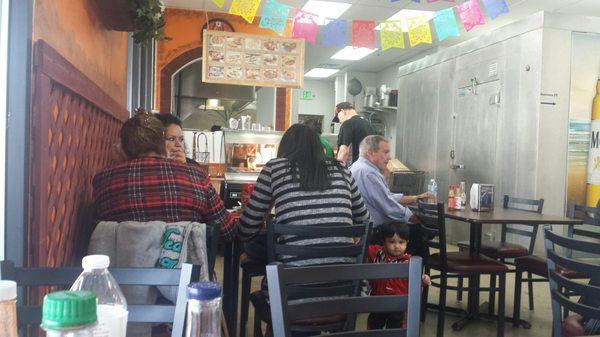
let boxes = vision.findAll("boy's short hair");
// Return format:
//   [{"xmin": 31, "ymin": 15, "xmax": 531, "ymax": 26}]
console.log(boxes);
[{"xmin": 380, "ymin": 222, "xmax": 410, "ymax": 241}]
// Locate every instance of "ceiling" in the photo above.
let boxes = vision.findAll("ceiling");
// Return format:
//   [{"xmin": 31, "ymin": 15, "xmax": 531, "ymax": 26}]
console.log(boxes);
[{"xmin": 162, "ymin": 0, "xmax": 600, "ymax": 76}]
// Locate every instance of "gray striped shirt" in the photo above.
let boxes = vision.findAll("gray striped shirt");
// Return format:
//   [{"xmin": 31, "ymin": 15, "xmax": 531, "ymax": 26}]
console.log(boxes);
[{"xmin": 238, "ymin": 158, "xmax": 369, "ymax": 266}]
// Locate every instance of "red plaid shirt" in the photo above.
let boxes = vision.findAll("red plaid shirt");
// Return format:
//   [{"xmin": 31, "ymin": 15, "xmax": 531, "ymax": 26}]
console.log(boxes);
[{"xmin": 93, "ymin": 156, "xmax": 237, "ymax": 241}]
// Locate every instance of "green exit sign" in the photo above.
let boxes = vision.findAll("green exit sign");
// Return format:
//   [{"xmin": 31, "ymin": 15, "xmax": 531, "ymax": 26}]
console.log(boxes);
[{"xmin": 301, "ymin": 90, "xmax": 313, "ymax": 100}]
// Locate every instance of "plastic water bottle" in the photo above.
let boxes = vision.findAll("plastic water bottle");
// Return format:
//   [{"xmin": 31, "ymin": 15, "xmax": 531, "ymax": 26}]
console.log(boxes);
[
  {"xmin": 185, "ymin": 282, "xmax": 222, "ymax": 337},
  {"xmin": 41, "ymin": 290, "xmax": 97, "ymax": 337},
  {"xmin": 70, "ymin": 255, "xmax": 128, "ymax": 337},
  {"xmin": 427, "ymin": 178, "xmax": 438, "ymax": 203}
]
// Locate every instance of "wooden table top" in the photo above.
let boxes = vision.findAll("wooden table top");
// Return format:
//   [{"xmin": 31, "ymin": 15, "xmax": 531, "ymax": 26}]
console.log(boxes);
[{"xmin": 443, "ymin": 206, "xmax": 583, "ymax": 225}]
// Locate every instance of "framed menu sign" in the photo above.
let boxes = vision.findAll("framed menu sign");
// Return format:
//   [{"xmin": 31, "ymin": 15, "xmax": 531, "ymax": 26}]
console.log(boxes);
[{"xmin": 202, "ymin": 30, "xmax": 305, "ymax": 88}]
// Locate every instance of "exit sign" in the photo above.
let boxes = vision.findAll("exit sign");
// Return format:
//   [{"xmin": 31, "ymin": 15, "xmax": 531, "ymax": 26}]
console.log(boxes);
[{"xmin": 301, "ymin": 90, "xmax": 313, "ymax": 100}]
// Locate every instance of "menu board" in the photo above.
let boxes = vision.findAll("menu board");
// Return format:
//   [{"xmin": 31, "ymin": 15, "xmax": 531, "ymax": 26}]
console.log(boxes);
[{"xmin": 202, "ymin": 30, "xmax": 305, "ymax": 88}]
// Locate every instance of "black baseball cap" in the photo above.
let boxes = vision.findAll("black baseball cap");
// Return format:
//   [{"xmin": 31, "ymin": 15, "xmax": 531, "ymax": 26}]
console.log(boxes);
[{"xmin": 333, "ymin": 102, "xmax": 354, "ymax": 123}]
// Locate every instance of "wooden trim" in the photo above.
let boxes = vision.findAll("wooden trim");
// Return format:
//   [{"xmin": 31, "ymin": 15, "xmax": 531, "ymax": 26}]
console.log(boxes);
[{"xmin": 32, "ymin": 40, "xmax": 128, "ymax": 122}]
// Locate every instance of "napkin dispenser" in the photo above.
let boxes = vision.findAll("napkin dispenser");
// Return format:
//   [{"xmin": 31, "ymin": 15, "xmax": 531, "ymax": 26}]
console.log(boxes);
[{"xmin": 469, "ymin": 184, "xmax": 495, "ymax": 212}]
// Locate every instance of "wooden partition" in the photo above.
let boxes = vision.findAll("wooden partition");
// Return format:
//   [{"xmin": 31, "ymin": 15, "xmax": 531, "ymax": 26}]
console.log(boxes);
[{"xmin": 27, "ymin": 40, "xmax": 128, "ymax": 269}]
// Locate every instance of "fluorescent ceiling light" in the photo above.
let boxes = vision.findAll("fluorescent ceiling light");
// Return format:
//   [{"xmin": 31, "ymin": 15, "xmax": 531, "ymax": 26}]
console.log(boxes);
[
  {"xmin": 305, "ymin": 68, "xmax": 340, "ymax": 78},
  {"xmin": 302, "ymin": 1, "xmax": 352, "ymax": 25},
  {"xmin": 375, "ymin": 9, "xmax": 436, "ymax": 32},
  {"xmin": 331, "ymin": 46, "xmax": 377, "ymax": 61}
]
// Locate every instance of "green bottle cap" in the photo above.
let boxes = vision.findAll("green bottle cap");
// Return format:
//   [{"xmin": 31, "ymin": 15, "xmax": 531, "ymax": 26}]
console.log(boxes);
[{"xmin": 41, "ymin": 291, "xmax": 97, "ymax": 330}]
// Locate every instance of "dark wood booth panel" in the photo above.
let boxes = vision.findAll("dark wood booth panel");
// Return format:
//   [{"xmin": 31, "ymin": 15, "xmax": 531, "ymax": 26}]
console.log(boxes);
[{"xmin": 28, "ymin": 40, "xmax": 128, "ymax": 270}]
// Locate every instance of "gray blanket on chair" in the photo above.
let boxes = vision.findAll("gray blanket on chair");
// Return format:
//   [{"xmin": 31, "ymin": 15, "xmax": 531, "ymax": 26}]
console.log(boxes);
[{"xmin": 88, "ymin": 220, "xmax": 209, "ymax": 337}]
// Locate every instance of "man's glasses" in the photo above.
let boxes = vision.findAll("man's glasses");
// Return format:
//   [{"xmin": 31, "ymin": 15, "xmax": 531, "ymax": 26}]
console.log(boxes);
[{"xmin": 165, "ymin": 136, "xmax": 185, "ymax": 143}]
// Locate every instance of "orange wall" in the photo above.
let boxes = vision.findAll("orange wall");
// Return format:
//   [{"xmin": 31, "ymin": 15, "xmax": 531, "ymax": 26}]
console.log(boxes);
[
  {"xmin": 33, "ymin": 0, "xmax": 128, "ymax": 105},
  {"xmin": 155, "ymin": 8, "xmax": 292, "ymax": 111}
]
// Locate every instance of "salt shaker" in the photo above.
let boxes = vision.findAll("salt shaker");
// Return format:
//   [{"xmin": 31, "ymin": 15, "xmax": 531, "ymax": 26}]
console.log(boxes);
[{"xmin": 185, "ymin": 282, "xmax": 222, "ymax": 337}]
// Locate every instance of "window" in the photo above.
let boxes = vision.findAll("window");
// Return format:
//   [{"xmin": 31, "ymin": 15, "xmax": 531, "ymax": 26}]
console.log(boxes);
[{"xmin": 0, "ymin": 0, "xmax": 10, "ymax": 260}]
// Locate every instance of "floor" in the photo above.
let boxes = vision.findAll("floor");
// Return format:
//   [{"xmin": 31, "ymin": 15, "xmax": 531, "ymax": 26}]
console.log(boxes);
[{"xmin": 214, "ymin": 253, "xmax": 554, "ymax": 337}]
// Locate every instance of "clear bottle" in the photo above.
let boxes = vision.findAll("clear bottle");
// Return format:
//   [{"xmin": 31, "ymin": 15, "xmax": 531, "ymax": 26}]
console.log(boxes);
[
  {"xmin": 0, "ymin": 280, "xmax": 18, "ymax": 337},
  {"xmin": 460, "ymin": 182, "xmax": 467, "ymax": 208},
  {"xmin": 70, "ymin": 255, "xmax": 128, "ymax": 337},
  {"xmin": 186, "ymin": 282, "xmax": 222, "ymax": 337},
  {"xmin": 455, "ymin": 184, "xmax": 462, "ymax": 209},
  {"xmin": 427, "ymin": 178, "xmax": 438, "ymax": 203},
  {"xmin": 41, "ymin": 290, "xmax": 97, "ymax": 337}
]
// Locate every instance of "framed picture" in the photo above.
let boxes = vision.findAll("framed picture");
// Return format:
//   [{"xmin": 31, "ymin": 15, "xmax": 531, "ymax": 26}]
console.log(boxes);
[{"xmin": 203, "ymin": 30, "xmax": 305, "ymax": 88}]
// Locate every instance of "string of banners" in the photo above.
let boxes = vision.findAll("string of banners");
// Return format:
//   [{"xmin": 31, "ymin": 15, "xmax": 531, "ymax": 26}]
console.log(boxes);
[{"xmin": 212, "ymin": 0, "xmax": 509, "ymax": 50}]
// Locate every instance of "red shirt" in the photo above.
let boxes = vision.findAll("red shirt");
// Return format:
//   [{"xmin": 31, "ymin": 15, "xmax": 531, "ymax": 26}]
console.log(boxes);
[
  {"xmin": 93, "ymin": 156, "xmax": 237, "ymax": 241},
  {"xmin": 367, "ymin": 245, "xmax": 410, "ymax": 296}
]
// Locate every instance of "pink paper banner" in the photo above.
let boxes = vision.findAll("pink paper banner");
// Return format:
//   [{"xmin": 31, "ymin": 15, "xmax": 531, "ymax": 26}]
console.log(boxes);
[
  {"xmin": 352, "ymin": 20, "xmax": 376, "ymax": 49},
  {"xmin": 292, "ymin": 10, "xmax": 318, "ymax": 44},
  {"xmin": 457, "ymin": 0, "xmax": 485, "ymax": 32}
]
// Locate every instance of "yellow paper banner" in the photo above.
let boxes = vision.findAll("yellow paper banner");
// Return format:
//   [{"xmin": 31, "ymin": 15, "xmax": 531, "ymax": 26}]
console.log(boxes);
[
  {"xmin": 211, "ymin": 0, "xmax": 226, "ymax": 8},
  {"xmin": 407, "ymin": 16, "xmax": 433, "ymax": 47},
  {"xmin": 380, "ymin": 21, "xmax": 405, "ymax": 51},
  {"xmin": 229, "ymin": 0, "xmax": 261, "ymax": 24}
]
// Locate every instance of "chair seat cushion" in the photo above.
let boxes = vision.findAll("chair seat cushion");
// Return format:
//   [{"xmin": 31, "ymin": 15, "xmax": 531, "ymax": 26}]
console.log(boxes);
[
  {"xmin": 457, "ymin": 240, "xmax": 528, "ymax": 258},
  {"xmin": 515, "ymin": 255, "xmax": 586, "ymax": 279},
  {"xmin": 249, "ymin": 291, "xmax": 346, "ymax": 326},
  {"xmin": 428, "ymin": 251, "xmax": 508, "ymax": 274},
  {"xmin": 562, "ymin": 314, "xmax": 585, "ymax": 337}
]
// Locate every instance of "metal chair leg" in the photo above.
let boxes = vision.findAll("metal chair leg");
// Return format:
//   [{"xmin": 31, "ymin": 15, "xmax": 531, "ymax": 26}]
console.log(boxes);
[
  {"xmin": 497, "ymin": 273, "xmax": 506, "ymax": 337},
  {"xmin": 437, "ymin": 271, "xmax": 447, "ymax": 337},
  {"xmin": 513, "ymin": 269, "xmax": 523, "ymax": 327},
  {"xmin": 488, "ymin": 275, "xmax": 496, "ymax": 315},
  {"xmin": 457, "ymin": 275, "xmax": 464, "ymax": 301},
  {"xmin": 240, "ymin": 270, "xmax": 252, "ymax": 337},
  {"xmin": 253, "ymin": 311, "xmax": 264, "ymax": 337},
  {"xmin": 527, "ymin": 271, "xmax": 535, "ymax": 310}
]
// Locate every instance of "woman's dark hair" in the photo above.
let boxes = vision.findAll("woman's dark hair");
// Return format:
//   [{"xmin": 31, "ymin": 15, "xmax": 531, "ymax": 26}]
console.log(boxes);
[
  {"xmin": 303, "ymin": 118, "xmax": 322, "ymax": 135},
  {"xmin": 277, "ymin": 124, "xmax": 338, "ymax": 191},
  {"xmin": 154, "ymin": 113, "xmax": 182, "ymax": 127},
  {"xmin": 120, "ymin": 108, "xmax": 165, "ymax": 159},
  {"xmin": 380, "ymin": 222, "xmax": 410, "ymax": 241}
]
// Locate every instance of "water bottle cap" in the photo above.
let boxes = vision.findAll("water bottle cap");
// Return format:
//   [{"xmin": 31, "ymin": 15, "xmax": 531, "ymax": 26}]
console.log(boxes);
[
  {"xmin": 0, "ymin": 280, "xmax": 17, "ymax": 301},
  {"xmin": 187, "ymin": 282, "xmax": 221, "ymax": 300},
  {"xmin": 82, "ymin": 255, "xmax": 110, "ymax": 270},
  {"xmin": 41, "ymin": 291, "xmax": 97, "ymax": 330}
]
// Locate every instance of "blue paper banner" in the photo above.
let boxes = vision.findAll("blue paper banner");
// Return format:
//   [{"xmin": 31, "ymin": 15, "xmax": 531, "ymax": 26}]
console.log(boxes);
[
  {"xmin": 481, "ymin": 0, "xmax": 509, "ymax": 19},
  {"xmin": 259, "ymin": 0, "xmax": 291, "ymax": 34},
  {"xmin": 322, "ymin": 19, "xmax": 347, "ymax": 48},
  {"xmin": 433, "ymin": 7, "xmax": 459, "ymax": 42}
]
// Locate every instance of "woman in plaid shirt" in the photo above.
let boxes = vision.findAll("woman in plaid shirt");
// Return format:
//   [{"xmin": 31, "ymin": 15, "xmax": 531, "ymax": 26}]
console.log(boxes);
[{"xmin": 92, "ymin": 111, "xmax": 238, "ymax": 241}]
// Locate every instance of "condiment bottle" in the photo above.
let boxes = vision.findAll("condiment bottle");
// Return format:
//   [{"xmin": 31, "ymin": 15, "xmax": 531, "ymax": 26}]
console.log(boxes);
[
  {"xmin": 448, "ymin": 184, "xmax": 455, "ymax": 210},
  {"xmin": 0, "ymin": 280, "xmax": 18, "ymax": 337}
]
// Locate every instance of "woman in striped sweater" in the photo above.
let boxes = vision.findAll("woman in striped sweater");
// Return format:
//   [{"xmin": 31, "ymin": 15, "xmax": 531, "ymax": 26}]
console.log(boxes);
[{"xmin": 238, "ymin": 123, "xmax": 369, "ymax": 266}]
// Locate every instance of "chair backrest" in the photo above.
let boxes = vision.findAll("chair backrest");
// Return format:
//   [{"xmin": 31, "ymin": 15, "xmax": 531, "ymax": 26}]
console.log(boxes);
[
  {"xmin": 567, "ymin": 203, "xmax": 600, "ymax": 239},
  {"xmin": 502, "ymin": 195, "xmax": 545, "ymax": 254},
  {"xmin": 266, "ymin": 258, "xmax": 423, "ymax": 337},
  {"xmin": 206, "ymin": 223, "xmax": 220, "ymax": 281},
  {"xmin": 543, "ymin": 228, "xmax": 600, "ymax": 337},
  {"xmin": 417, "ymin": 202, "xmax": 447, "ymax": 260},
  {"xmin": 0, "ymin": 260, "xmax": 201, "ymax": 337},
  {"xmin": 266, "ymin": 221, "xmax": 371, "ymax": 266}
]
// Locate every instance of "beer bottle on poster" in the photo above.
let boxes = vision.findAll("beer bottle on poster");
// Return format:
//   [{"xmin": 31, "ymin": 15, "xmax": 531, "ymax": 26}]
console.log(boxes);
[{"xmin": 586, "ymin": 78, "xmax": 600, "ymax": 207}]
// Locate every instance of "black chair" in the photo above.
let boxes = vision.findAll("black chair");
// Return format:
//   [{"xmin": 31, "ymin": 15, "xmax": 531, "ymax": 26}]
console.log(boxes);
[
  {"xmin": 0, "ymin": 260, "xmax": 202, "ymax": 337},
  {"xmin": 206, "ymin": 223, "xmax": 220, "ymax": 281},
  {"xmin": 417, "ymin": 202, "xmax": 507, "ymax": 337},
  {"xmin": 266, "ymin": 259, "xmax": 423, "ymax": 337},
  {"xmin": 543, "ymin": 227, "xmax": 600, "ymax": 337},
  {"xmin": 456, "ymin": 195, "xmax": 544, "ymax": 307},
  {"xmin": 250, "ymin": 221, "xmax": 371, "ymax": 337}
]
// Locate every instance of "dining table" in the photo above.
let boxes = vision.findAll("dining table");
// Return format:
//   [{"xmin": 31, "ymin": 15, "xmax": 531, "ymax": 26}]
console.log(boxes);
[{"xmin": 440, "ymin": 205, "xmax": 583, "ymax": 330}]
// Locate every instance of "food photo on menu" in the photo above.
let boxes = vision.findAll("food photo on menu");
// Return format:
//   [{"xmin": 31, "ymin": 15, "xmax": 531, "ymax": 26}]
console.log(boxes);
[
  {"xmin": 263, "ymin": 54, "xmax": 279, "ymax": 67},
  {"xmin": 245, "ymin": 68, "xmax": 261, "ymax": 80},
  {"xmin": 226, "ymin": 66, "xmax": 242, "ymax": 79},
  {"xmin": 226, "ymin": 36, "xmax": 243, "ymax": 49},
  {"xmin": 244, "ymin": 53, "xmax": 261, "ymax": 66},
  {"xmin": 225, "ymin": 51, "xmax": 241, "ymax": 64},
  {"xmin": 208, "ymin": 66, "xmax": 225, "ymax": 78}
]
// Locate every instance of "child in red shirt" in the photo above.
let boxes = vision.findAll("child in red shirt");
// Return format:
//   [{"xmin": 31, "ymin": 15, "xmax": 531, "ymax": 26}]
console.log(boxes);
[{"xmin": 367, "ymin": 222, "xmax": 430, "ymax": 329}]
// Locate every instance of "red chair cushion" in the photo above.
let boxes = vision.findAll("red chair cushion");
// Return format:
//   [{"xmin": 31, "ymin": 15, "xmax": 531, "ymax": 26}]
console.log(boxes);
[
  {"xmin": 479, "ymin": 241, "xmax": 529, "ymax": 258},
  {"xmin": 562, "ymin": 315, "xmax": 586, "ymax": 337},
  {"xmin": 428, "ymin": 251, "xmax": 508, "ymax": 274},
  {"xmin": 515, "ymin": 255, "xmax": 586, "ymax": 279}
]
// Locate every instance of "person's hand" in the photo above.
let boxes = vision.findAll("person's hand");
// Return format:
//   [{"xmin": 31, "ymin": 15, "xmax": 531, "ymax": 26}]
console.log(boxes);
[
  {"xmin": 168, "ymin": 148, "xmax": 186, "ymax": 163},
  {"xmin": 418, "ymin": 192, "xmax": 434, "ymax": 201},
  {"xmin": 422, "ymin": 274, "xmax": 431, "ymax": 287}
]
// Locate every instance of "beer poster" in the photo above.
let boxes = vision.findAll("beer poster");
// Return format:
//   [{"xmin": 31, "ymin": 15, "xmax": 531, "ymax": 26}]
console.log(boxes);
[{"xmin": 202, "ymin": 30, "xmax": 305, "ymax": 88}]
